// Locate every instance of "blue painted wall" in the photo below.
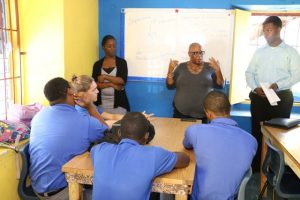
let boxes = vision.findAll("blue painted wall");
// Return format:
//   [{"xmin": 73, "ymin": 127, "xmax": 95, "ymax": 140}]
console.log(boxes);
[
  {"xmin": 98, "ymin": 0, "xmax": 300, "ymax": 132},
  {"xmin": 126, "ymin": 80, "xmax": 175, "ymax": 117}
]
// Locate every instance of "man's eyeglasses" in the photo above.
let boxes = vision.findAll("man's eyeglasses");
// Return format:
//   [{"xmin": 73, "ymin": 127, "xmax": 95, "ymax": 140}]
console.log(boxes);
[{"xmin": 189, "ymin": 51, "xmax": 205, "ymax": 56}]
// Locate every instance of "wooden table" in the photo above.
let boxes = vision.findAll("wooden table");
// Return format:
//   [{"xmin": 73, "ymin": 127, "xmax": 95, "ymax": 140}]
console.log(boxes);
[
  {"xmin": 260, "ymin": 125, "xmax": 300, "ymax": 191},
  {"xmin": 62, "ymin": 117, "xmax": 198, "ymax": 200}
]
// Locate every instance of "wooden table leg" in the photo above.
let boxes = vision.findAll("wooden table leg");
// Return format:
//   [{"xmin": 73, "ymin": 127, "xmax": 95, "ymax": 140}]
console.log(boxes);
[
  {"xmin": 68, "ymin": 182, "xmax": 83, "ymax": 200},
  {"xmin": 175, "ymin": 194, "xmax": 188, "ymax": 200},
  {"xmin": 259, "ymin": 135, "xmax": 267, "ymax": 197}
]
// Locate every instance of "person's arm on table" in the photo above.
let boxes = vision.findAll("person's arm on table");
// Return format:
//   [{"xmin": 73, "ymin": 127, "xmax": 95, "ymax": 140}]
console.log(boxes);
[
  {"xmin": 182, "ymin": 127, "xmax": 194, "ymax": 150},
  {"xmin": 102, "ymin": 111, "xmax": 123, "ymax": 121},
  {"xmin": 87, "ymin": 104, "xmax": 110, "ymax": 127},
  {"xmin": 174, "ymin": 152, "xmax": 190, "ymax": 168}
]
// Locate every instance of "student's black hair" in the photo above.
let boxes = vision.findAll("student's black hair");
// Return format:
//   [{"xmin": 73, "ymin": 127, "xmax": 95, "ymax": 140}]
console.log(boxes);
[
  {"xmin": 101, "ymin": 35, "xmax": 116, "ymax": 47},
  {"xmin": 43, "ymin": 77, "xmax": 69, "ymax": 103},
  {"xmin": 203, "ymin": 91, "xmax": 231, "ymax": 116},
  {"xmin": 263, "ymin": 16, "xmax": 282, "ymax": 28},
  {"xmin": 120, "ymin": 112, "xmax": 150, "ymax": 141}
]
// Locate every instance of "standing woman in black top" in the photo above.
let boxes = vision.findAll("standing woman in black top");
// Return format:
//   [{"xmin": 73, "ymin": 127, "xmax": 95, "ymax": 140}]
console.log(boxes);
[{"xmin": 92, "ymin": 35, "xmax": 130, "ymax": 114}]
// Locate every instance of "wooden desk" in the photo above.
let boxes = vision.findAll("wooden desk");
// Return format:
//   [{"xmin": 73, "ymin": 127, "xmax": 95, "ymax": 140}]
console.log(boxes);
[
  {"xmin": 260, "ymin": 125, "xmax": 300, "ymax": 190},
  {"xmin": 62, "ymin": 117, "xmax": 198, "ymax": 200}
]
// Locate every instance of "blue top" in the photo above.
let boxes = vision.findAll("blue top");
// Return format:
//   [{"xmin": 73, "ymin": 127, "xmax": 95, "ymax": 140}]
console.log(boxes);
[
  {"xmin": 75, "ymin": 105, "xmax": 103, "ymax": 115},
  {"xmin": 183, "ymin": 118, "xmax": 257, "ymax": 200},
  {"xmin": 90, "ymin": 138, "xmax": 177, "ymax": 200},
  {"xmin": 29, "ymin": 104, "xmax": 108, "ymax": 193},
  {"xmin": 246, "ymin": 42, "xmax": 300, "ymax": 90}
]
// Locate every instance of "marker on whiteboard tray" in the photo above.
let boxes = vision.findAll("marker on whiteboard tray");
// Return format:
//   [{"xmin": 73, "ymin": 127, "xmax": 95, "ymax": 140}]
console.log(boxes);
[
  {"xmin": 148, "ymin": 113, "xmax": 154, "ymax": 117},
  {"xmin": 142, "ymin": 111, "xmax": 154, "ymax": 118}
]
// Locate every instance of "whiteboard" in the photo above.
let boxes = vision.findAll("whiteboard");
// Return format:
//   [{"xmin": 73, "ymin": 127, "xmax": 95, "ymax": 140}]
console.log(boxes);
[{"xmin": 124, "ymin": 8, "xmax": 234, "ymax": 80}]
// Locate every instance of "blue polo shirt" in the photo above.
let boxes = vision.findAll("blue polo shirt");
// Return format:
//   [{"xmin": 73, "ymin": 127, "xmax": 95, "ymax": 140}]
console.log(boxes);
[
  {"xmin": 90, "ymin": 138, "xmax": 177, "ymax": 200},
  {"xmin": 183, "ymin": 118, "xmax": 257, "ymax": 200},
  {"xmin": 29, "ymin": 104, "xmax": 108, "ymax": 193},
  {"xmin": 75, "ymin": 105, "xmax": 103, "ymax": 115}
]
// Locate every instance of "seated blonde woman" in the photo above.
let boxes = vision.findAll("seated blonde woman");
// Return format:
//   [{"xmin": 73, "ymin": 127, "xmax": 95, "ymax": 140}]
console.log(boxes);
[
  {"xmin": 70, "ymin": 75, "xmax": 153, "ymax": 130},
  {"xmin": 70, "ymin": 75, "xmax": 123, "ymax": 129}
]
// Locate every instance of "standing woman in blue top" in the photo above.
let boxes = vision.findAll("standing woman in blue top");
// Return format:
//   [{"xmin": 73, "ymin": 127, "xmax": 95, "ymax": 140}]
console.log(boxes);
[
  {"xmin": 166, "ymin": 42, "xmax": 224, "ymax": 123},
  {"xmin": 92, "ymin": 35, "xmax": 130, "ymax": 114}
]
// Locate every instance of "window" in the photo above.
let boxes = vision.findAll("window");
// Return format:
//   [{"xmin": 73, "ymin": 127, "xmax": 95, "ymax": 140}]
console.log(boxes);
[
  {"xmin": 248, "ymin": 13, "xmax": 300, "ymax": 102},
  {"xmin": 0, "ymin": 0, "xmax": 22, "ymax": 119}
]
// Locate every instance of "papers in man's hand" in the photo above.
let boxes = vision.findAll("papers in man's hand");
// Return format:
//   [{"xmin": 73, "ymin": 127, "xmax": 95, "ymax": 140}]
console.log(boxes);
[{"xmin": 260, "ymin": 83, "xmax": 281, "ymax": 106}]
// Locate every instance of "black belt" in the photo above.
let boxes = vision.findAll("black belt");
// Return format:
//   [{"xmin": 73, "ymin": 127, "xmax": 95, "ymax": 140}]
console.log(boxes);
[
  {"xmin": 38, "ymin": 187, "xmax": 66, "ymax": 197},
  {"xmin": 276, "ymin": 89, "xmax": 291, "ymax": 94},
  {"xmin": 251, "ymin": 89, "xmax": 291, "ymax": 95}
]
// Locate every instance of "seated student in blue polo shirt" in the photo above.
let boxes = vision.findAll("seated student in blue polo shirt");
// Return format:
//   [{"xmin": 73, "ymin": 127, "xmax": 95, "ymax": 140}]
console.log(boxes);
[
  {"xmin": 70, "ymin": 75, "xmax": 123, "ymax": 127},
  {"xmin": 29, "ymin": 77, "xmax": 108, "ymax": 200},
  {"xmin": 183, "ymin": 91, "xmax": 257, "ymax": 200},
  {"xmin": 71, "ymin": 74, "xmax": 154, "ymax": 144},
  {"xmin": 91, "ymin": 112, "xmax": 190, "ymax": 200},
  {"xmin": 71, "ymin": 75, "xmax": 153, "ymax": 123}
]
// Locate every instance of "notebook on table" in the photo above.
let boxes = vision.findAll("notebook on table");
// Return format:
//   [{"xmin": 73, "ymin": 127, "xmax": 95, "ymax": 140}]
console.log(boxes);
[{"xmin": 263, "ymin": 118, "xmax": 300, "ymax": 129}]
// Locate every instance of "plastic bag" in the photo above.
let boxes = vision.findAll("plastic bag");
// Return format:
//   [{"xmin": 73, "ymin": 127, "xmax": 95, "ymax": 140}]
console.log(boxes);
[{"xmin": 7, "ymin": 103, "xmax": 43, "ymax": 127}]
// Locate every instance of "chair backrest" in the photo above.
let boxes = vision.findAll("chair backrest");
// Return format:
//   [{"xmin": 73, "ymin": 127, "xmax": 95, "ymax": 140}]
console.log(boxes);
[
  {"xmin": 262, "ymin": 139, "xmax": 300, "ymax": 198},
  {"xmin": 18, "ymin": 143, "xmax": 39, "ymax": 200},
  {"xmin": 262, "ymin": 139, "xmax": 285, "ymax": 189},
  {"xmin": 237, "ymin": 167, "xmax": 252, "ymax": 200}
]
